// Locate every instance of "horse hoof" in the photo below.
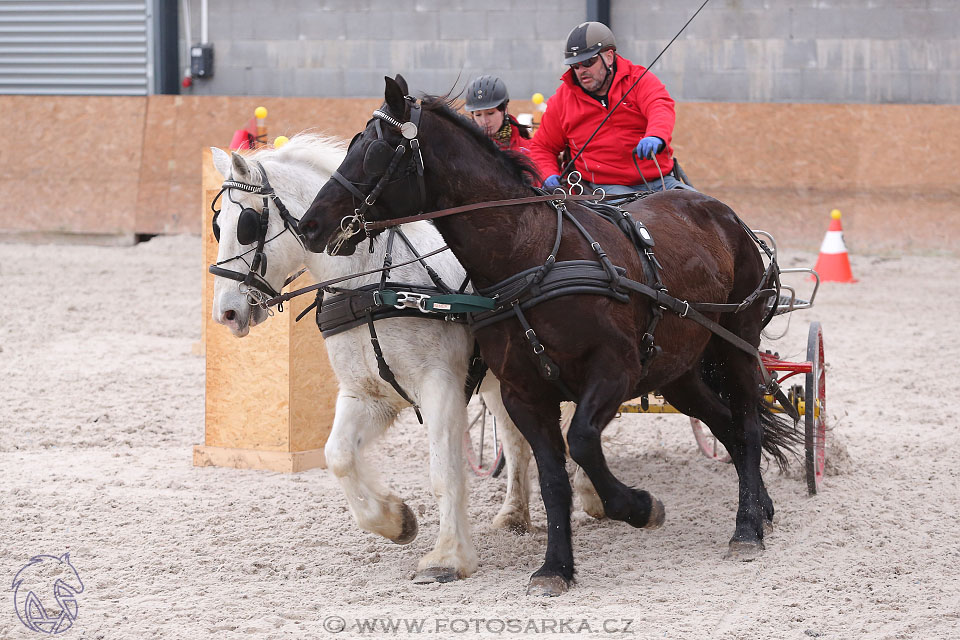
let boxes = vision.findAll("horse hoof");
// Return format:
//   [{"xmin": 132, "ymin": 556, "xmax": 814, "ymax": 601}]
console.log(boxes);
[
  {"xmin": 412, "ymin": 567, "xmax": 464, "ymax": 584},
  {"xmin": 644, "ymin": 498, "xmax": 666, "ymax": 529},
  {"xmin": 582, "ymin": 505, "xmax": 606, "ymax": 520},
  {"xmin": 724, "ymin": 539, "xmax": 764, "ymax": 562},
  {"xmin": 492, "ymin": 513, "xmax": 531, "ymax": 535},
  {"xmin": 526, "ymin": 575, "xmax": 569, "ymax": 597},
  {"xmin": 391, "ymin": 503, "xmax": 418, "ymax": 545}
]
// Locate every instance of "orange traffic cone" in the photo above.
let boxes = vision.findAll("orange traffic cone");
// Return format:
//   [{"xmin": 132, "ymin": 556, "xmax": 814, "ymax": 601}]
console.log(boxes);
[{"xmin": 812, "ymin": 209, "xmax": 857, "ymax": 283}]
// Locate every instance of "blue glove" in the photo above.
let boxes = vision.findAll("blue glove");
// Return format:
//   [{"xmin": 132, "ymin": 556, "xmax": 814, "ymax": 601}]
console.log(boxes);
[
  {"xmin": 636, "ymin": 136, "xmax": 664, "ymax": 160},
  {"xmin": 543, "ymin": 174, "xmax": 562, "ymax": 190}
]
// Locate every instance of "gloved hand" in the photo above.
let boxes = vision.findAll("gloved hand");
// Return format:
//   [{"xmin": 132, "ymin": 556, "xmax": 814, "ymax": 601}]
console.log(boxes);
[
  {"xmin": 636, "ymin": 136, "xmax": 664, "ymax": 160},
  {"xmin": 543, "ymin": 174, "xmax": 562, "ymax": 190}
]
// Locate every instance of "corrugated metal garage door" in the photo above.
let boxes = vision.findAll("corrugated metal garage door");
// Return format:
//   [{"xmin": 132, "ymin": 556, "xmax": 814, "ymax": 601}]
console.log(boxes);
[{"xmin": 0, "ymin": 1, "xmax": 151, "ymax": 95}]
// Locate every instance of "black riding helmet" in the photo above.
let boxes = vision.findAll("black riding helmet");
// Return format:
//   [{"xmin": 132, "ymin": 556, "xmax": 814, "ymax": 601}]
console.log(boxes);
[
  {"xmin": 464, "ymin": 75, "xmax": 509, "ymax": 112},
  {"xmin": 564, "ymin": 21, "xmax": 616, "ymax": 65}
]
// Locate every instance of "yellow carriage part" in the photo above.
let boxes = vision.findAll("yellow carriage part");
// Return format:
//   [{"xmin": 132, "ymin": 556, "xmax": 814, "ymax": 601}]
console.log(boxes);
[{"xmin": 618, "ymin": 394, "xmax": 815, "ymax": 418}]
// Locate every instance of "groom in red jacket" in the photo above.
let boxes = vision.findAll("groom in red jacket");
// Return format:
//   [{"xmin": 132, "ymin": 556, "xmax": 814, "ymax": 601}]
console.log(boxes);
[{"xmin": 530, "ymin": 21, "xmax": 691, "ymax": 196}]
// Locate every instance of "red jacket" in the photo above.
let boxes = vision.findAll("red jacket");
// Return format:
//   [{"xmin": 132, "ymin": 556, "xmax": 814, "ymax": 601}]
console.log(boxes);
[
  {"xmin": 529, "ymin": 55, "xmax": 675, "ymax": 186},
  {"xmin": 498, "ymin": 114, "xmax": 532, "ymax": 155}
]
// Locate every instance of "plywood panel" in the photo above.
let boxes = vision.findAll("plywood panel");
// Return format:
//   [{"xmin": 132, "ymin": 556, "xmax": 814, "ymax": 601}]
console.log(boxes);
[
  {"xmin": 0, "ymin": 96, "xmax": 145, "ymax": 234},
  {"xmin": 200, "ymin": 148, "xmax": 336, "ymax": 467},
  {"xmin": 202, "ymin": 146, "xmax": 291, "ymax": 452},
  {"xmin": 2, "ymin": 95, "xmax": 959, "ymax": 253}
]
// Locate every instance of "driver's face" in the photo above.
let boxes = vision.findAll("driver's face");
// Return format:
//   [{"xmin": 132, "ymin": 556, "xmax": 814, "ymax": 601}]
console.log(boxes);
[
  {"xmin": 573, "ymin": 49, "xmax": 616, "ymax": 93},
  {"xmin": 470, "ymin": 108, "xmax": 505, "ymax": 136}
]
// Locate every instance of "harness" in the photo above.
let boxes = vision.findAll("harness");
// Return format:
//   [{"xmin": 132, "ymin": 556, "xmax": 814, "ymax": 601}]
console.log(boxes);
[
  {"xmin": 208, "ymin": 161, "xmax": 305, "ymax": 309},
  {"xmin": 292, "ymin": 226, "xmax": 495, "ymax": 422},
  {"xmin": 281, "ymin": 101, "xmax": 794, "ymax": 416}
]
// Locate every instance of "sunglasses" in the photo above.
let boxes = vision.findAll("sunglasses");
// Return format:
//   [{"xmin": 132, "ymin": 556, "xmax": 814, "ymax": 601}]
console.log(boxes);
[{"xmin": 570, "ymin": 55, "xmax": 601, "ymax": 71}]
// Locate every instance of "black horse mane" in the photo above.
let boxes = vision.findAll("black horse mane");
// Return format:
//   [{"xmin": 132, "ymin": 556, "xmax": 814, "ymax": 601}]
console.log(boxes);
[{"xmin": 420, "ymin": 94, "xmax": 541, "ymax": 188}]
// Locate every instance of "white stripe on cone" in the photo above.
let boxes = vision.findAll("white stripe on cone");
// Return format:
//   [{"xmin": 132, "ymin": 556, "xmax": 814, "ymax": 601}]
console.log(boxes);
[{"xmin": 819, "ymin": 230, "xmax": 848, "ymax": 254}]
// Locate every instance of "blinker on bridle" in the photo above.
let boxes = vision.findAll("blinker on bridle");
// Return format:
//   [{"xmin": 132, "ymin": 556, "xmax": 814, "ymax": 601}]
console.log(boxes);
[
  {"xmin": 329, "ymin": 98, "xmax": 426, "ymax": 253},
  {"xmin": 209, "ymin": 161, "xmax": 306, "ymax": 309}
]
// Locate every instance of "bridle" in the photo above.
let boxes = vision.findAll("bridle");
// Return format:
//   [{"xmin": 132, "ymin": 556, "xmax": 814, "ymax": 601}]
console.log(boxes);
[
  {"xmin": 327, "ymin": 97, "xmax": 427, "ymax": 253},
  {"xmin": 208, "ymin": 161, "xmax": 306, "ymax": 308}
]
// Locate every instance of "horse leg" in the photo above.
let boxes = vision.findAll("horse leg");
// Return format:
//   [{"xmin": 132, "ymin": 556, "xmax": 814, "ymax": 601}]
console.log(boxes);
[
  {"xmin": 565, "ymin": 374, "xmax": 665, "ymax": 530},
  {"xmin": 661, "ymin": 366, "xmax": 776, "ymax": 533},
  {"xmin": 573, "ymin": 465, "xmax": 606, "ymax": 519},
  {"xmin": 478, "ymin": 376, "xmax": 532, "ymax": 534},
  {"xmin": 500, "ymin": 391, "xmax": 572, "ymax": 596},
  {"xmin": 324, "ymin": 391, "xmax": 418, "ymax": 544},
  {"xmin": 669, "ymin": 349, "xmax": 768, "ymax": 559},
  {"xmin": 412, "ymin": 373, "xmax": 479, "ymax": 584},
  {"xmin": 557, "ymin": 403, "xmax": 605, "ymax": 519}
]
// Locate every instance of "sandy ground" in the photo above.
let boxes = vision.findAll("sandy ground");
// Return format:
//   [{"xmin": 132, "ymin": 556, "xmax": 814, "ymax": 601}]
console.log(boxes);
[{"xmin": 1, "ymin": 235, "xmax": 959, "ymax": 640}]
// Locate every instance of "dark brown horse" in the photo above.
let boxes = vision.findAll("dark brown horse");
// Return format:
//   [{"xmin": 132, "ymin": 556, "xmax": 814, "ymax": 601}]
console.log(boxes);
[{"xmin": 299, "ymin": 76, "xmax": 797, "ymax": 596}]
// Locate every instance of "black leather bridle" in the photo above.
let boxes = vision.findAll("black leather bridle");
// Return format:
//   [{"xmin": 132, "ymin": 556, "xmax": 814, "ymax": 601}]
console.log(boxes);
[
  {"xmin": 327, "ymin": 98, "xmax": 427, "ymax": 253},
  {"xmin": 208, "ymin": 161, "xmax": 305, "ymax": 306}
]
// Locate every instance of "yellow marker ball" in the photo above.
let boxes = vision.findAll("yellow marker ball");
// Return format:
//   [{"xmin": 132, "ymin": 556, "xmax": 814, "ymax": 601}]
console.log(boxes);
[
  {"xmin": 255, "ymin": 106, "xmax": 268, "ymax": 119},
  {"xmin": 273, "ymin": 136, "xmax": 289, "ymax": 148},
  {"xmin": 831, "ymin": 209, "xmax": 842, "ymax": 219},
  {"xmin": 532, "ymin": 92, "xmax": 544, "ymax": 105}
]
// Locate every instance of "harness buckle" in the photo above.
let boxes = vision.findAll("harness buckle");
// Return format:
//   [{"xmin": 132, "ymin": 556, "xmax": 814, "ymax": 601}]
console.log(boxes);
[
  {"xmin": 394, "ymin": 291, "xmax": 431, "ymax": 312},
  {"xmin": 680, "ymin": 300, "xmax": 690, "ymax": 318}
]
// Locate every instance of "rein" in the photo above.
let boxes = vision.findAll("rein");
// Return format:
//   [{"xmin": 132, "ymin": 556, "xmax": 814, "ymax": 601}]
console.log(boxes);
[
  {"xmin": 363, "ymin": 192, "xmax": 605, "ymax": 232},
  {"xmin": 263, "ymin": 244, "xmax": 454, "ymax": 308}
]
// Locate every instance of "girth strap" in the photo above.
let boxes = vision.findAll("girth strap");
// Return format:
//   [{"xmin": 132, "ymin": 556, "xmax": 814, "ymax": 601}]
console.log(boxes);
[
  {"xmin": 366, "ymin": 312, "xmax": 423, "ymax": 424},
  {"xmin": 512, "ymin": 303, "xmax": 577, "ymax": 402}
]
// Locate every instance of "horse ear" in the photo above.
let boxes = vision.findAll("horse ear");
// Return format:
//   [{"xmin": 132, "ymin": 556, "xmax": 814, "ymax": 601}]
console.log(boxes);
[
  {"xmin": 211, "ymin": 147, "xmax": 232, "ymax": 179},
  {"xmin": 230, "ymin": 151, "xmax": 253, "ymax": 181},
  {"xmin": 394, "ymin": 74, "xmax": 409, "ymax": 96},
  {"xmin": 384, "ymin": 76, "xmax": 406, "ymax": 117}
]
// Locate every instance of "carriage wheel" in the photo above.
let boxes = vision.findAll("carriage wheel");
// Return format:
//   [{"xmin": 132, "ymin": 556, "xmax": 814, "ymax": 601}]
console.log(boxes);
[
  {"xmin": 690, "ymin": 418, "xmax": 732, "ymax": 463},
  {"xmin": 463, "ymin": 397, "xmax": 504, "ymax": 478},
  {"xmin": 805, "ymin": 321, "xmax": 826, "ymax": 495}
]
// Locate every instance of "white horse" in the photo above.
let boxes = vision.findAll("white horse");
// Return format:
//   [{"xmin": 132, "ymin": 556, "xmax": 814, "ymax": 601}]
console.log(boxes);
[{"xmin": 209, "ymin": 135, "xmax": 534, "ymax": 583}]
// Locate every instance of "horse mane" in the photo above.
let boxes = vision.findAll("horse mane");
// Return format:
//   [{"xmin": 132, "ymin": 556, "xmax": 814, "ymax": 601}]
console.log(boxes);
[
  {"xmin": 248, "ymin": 132, "xmax": 347, "ymax": 179},
  {"xmin": 420, "ymin": 94, "xmax": 540, "ymax": 187}
]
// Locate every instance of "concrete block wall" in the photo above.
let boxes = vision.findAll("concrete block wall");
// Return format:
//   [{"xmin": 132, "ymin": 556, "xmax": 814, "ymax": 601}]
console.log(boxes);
[{"xmin": 181, "ymin": 0, "xmax": 960, "ymax": 103}]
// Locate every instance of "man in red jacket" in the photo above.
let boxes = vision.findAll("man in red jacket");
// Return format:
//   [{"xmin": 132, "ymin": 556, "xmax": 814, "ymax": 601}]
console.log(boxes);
[
  {"xmin": 529, "ymin": 22, "xmax": 691, "ymax": 196},
  {"xmin": 464, "ymin": 75, "xmax": 533, "ymax": 154}
]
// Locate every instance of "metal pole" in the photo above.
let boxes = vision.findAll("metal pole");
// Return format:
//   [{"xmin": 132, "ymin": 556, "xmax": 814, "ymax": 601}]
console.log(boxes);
[
  {"xmin": 201, "ymin": 0, "xmax": 209, "ymax": 44},
  {"xmin": 586, "ymin": 0, "xmax": 611, "ymax": 26}
]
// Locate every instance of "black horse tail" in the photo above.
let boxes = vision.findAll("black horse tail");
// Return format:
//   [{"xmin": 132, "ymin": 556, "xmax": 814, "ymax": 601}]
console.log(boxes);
[
  {"xmin": 758, "ymin": 397, "xmax": 803, "ymax": 471},
  {"xmin": 700, "ymin": 358, "xmax": 802, "ymax": 470}
]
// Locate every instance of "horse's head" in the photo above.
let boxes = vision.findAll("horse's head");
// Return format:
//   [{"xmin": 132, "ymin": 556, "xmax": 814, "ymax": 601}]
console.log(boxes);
[
  {"xmin": 209, "ymin": 142, "xmax": 336, "ymax": 336},
  {"xmin": 300, "ymin": 74, "xmax": 431, "ymax": 256}
]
